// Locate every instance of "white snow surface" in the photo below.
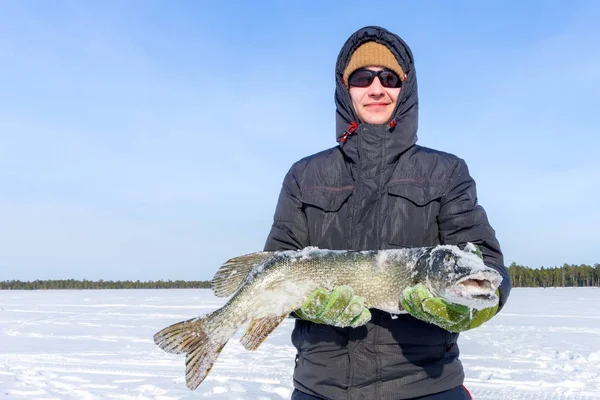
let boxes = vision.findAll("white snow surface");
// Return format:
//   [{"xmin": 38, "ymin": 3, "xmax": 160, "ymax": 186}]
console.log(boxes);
[{"xmin": 2, "ymin": 288, "xmax": 600, "ymax": 399}]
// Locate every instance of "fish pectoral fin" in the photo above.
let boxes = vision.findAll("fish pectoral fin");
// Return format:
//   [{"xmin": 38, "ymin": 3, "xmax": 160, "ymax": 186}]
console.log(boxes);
[
  {"xmin": 240, "ymin": 314, "xmax": 288, "ymax": 351},
  {"xmin": 211, "ymin": 251, "xmax": 274, "ymax": 297}
]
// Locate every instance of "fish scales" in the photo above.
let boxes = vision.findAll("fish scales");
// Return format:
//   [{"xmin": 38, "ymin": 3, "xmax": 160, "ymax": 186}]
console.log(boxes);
[
  {"xmin": 153, "ymin": 243, "xmax": 502, "ymax": 390},
  {"xmin": 228, "ymin": 248, "xmax": 424, "ymax": 319}
]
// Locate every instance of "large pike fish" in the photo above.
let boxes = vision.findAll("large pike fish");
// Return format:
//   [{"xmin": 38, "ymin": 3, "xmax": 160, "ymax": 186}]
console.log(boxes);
[{"xmin": 153, "ymin": 243, "xmax": 502, "ymax": 390}]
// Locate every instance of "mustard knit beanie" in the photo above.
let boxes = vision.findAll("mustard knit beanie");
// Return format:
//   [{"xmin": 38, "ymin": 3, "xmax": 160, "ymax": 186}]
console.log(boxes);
[{"xmin": 343, "ymin": 41, "xmax": 406, "ymax": 87}]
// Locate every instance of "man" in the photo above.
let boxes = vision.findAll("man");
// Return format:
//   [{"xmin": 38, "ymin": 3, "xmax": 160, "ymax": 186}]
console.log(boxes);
[{"xmin": 264, "ymin": 25, "xmax": 511, "ymax": 400}]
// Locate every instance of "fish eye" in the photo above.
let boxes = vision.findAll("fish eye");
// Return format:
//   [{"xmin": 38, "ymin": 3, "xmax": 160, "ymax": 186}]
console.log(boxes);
[{"xmin": 444, "ymin": 254, "xmax": 454, "ymax": 264}]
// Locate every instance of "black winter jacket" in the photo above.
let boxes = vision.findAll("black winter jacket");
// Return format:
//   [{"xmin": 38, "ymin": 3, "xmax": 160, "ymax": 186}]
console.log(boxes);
[{"xmin": 264, "ymin": 26, "xmax": 511, "ymax": 400}]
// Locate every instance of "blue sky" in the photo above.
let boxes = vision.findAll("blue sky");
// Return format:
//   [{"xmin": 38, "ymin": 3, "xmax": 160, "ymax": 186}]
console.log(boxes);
[{"xmin": 1, "ymin": 1, "xmax": 599, "ymax": 281}]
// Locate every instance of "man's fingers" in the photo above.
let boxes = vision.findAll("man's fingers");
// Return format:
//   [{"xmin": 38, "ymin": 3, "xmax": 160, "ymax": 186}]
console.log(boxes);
[
  {"xmin": 299, "ymin": 287, "xmax": 329, "ymax": 319},
  {"xmin": 422, "ymin": 298, "xmax": 469, "ymax": 323},
  {"xmin": 411, "ymin": 284, "xmax": 434, "ymax": 301},
  {"xmin": 296, "ymin": 286, "xmax": 374, "ymax": 327},
  {"xmin": 349, "ymin": 308, "xmax": 372, "ymax": 327},
  {"xmin": 336, "ymin": 295, "xmax": 367, "ymax": 326},
  {"xmin": 401, "ymin": 284, "xmax": 433, "ymax": 316},
  {"xmin": 468, "ymin": 304, "xmax": 498, "ymax": 329},
  {"xmin": 319, "ymin": 286, "xmax": 354, "ymax": 323},
  {"xmin": 401, "ymin": 284, "xmax": 495, "ymax": 332}
]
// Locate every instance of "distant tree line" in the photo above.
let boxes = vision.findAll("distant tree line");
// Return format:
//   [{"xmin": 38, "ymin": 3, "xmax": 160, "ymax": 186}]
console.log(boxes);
[
  {"xmin": 508, "ymin": 263, "xmax": 600, "ymax": 288},
  {"xmin": 2, "ymin": 263, "xmax": 600, "ymax": 290},
  {"xmin": 0, "ymin": 279, "xmax": 211, "ymax": 290}
]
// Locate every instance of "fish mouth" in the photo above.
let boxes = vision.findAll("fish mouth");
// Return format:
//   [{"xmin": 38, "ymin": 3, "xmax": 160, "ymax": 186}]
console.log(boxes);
[{"xmin": 446, "ymin": 270, "xmax": 502, "ymax": 310}]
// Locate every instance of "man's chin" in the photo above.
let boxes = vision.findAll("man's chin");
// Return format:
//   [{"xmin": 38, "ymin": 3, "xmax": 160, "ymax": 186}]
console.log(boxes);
[{"xmin": 363, "ymin": 116, "xmax": 392, "ymax": 125}]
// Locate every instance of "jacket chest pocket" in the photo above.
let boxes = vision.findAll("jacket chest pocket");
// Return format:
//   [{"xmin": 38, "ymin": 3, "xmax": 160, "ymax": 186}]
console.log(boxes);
[
  {"xmin": 301, "ymin": 187, "xmax": 353, "ymax": 248},
  {"xmin": 385, "ymin": 182, "xmax": 442, "ymax": 247}
]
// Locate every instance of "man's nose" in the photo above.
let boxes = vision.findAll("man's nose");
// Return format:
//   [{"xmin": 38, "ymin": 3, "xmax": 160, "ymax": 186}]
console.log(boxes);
[{"xmin": 367, "ymin": 77, "xmax": 385, "ymax": 95}]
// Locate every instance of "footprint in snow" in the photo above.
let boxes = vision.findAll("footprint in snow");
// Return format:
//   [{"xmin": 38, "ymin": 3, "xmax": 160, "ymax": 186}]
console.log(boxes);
[
  {"xmin": 113, "ymin": 378, "xmax": 146, "ymax": 383},
  {"xmin": 6, "ymin": 389, "xmax": 48, "ymax": 397},
  {"xmin": 587, "ymin": 351, "xmax": 600, "ymax": 363},
  {"xmin": 60, "ymin": 376, "xmax": 91, "ymax": 383},
  {"xmin": 260, "ymin": 383, "xmax": 292, "ymax": 398},
  {"xmin": 478, "ymin": 371, "xmax": 493, "ymax": 381},
  {"xmin": 14, "ymin": 373, "xmax": 48, "ymax": 389},
  {"xmin": 134, "ymin": 384, "xmax": 168, "ymax": 395}
]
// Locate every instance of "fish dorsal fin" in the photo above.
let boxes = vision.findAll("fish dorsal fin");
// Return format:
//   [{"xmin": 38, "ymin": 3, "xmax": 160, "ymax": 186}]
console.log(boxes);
[
  {"xmin": 240, "ymin": 315, "xmax": 288, "ymax": 351},
  {"xmin": 211, "ymin": 251, "xmax": 274, "ymax": 297}
]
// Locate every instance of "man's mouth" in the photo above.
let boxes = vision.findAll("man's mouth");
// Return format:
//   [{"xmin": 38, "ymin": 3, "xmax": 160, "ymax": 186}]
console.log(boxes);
[{"xmin": 365, "ymin": 103, "xmax": 389, "ymax": 108}]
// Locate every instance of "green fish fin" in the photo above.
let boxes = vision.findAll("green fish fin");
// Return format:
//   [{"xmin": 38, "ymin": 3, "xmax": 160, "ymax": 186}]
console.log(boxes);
[
  {"xmin": 153, "ymin": 315, "xmax": 231, "ymax": 390},
  {"xmin": 240, "ymin": 314, "xmax": 288, "ymax": 351},
  {"xmin": 211, "ymin": 251, "xmax": 274, "ymax": 297}
]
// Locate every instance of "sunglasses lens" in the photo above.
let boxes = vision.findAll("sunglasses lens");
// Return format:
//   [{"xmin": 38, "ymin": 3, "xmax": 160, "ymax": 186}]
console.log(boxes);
[
  {"xmin": 379, "ymin": 71, "xmax": 401, "ymax": 88},
  {"xmin": 348, "ymin": 69, "xmax": 402, "ymax": 88},
  {"xmin": 348, "ymin": 70, "xmax": 374, "ymax": 87}
]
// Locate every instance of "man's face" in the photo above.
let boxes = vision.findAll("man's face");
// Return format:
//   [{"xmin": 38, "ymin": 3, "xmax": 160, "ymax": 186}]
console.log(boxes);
[{"xmin": 349, "ymin": 66, "xmax": 401, "ymax": 125}]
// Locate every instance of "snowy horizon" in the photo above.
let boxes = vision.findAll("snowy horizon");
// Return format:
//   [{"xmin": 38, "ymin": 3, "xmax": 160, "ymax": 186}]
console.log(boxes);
[{"xmin": 2, "ymin": 288, "xmax": 600, "ymax": 399}]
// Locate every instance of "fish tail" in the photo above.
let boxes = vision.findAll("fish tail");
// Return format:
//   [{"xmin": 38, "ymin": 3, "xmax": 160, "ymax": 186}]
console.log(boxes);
[{"xmin": 153, "ymin": 312, "xmax": 235, "ymax": 390}]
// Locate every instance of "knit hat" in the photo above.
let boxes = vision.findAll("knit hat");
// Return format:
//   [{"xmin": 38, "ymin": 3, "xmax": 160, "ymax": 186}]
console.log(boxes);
[{"xmin": 342, "ymin": 41, "xmax": 406, "ymax": 87}]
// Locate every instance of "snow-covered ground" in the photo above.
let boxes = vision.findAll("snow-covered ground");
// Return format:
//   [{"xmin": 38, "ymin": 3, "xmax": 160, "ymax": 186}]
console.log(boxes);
[{"xmin": 1, "ymin": 288, "xmax": 600, "ymax": 399}]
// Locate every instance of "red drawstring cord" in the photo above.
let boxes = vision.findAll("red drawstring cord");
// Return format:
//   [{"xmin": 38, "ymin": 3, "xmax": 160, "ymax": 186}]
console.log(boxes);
[
  {"xmin": 340, "ymin": 121, "xmax": 358, "ymax": 143},
  {"xmin": 340, "ymin": 118, "xmax": 397, "ymax": 143}
]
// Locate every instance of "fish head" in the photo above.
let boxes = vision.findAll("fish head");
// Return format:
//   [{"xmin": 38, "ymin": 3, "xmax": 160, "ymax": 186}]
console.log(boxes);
[{"xmin": 420, "ymin": 243, "xmax": 503, "ymax": 310}]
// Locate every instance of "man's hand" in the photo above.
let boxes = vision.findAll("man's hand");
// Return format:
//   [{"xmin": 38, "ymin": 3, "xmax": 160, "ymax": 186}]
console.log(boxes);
[
  {"xmin": 400, "ymin": 283, "xmax": 498, "ymax": 332},
  {"xmin": 294, "ymin": 286, "xmax": 371, "ymax": 328}
]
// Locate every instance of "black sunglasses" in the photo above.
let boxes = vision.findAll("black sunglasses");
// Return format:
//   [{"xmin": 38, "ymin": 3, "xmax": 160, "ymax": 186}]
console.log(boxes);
[{"xmin": 348, "ymin": 68, "xmax": 403, "ymax": 88}]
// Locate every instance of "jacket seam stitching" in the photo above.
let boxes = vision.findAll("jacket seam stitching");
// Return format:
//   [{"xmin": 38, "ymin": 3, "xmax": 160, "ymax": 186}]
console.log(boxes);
[{"xmin": 302, "ymin": 186, "xmax": 354, "ymax": 193}]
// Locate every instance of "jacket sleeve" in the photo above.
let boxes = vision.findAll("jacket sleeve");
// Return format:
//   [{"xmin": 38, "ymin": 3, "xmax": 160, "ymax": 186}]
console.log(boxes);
[
  {"xmin": 438, "ymin": 158, "xmax": 512, "ymax": 311},
  {"xmin": 264, "ymin": 165, "xmax": 309, "ymax": 252}
]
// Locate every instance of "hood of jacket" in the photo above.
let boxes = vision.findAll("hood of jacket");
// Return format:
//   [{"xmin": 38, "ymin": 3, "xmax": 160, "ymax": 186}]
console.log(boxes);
[{"xmin": 335, "ymin": 26, "xmax": 419, "ymax": 164}]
